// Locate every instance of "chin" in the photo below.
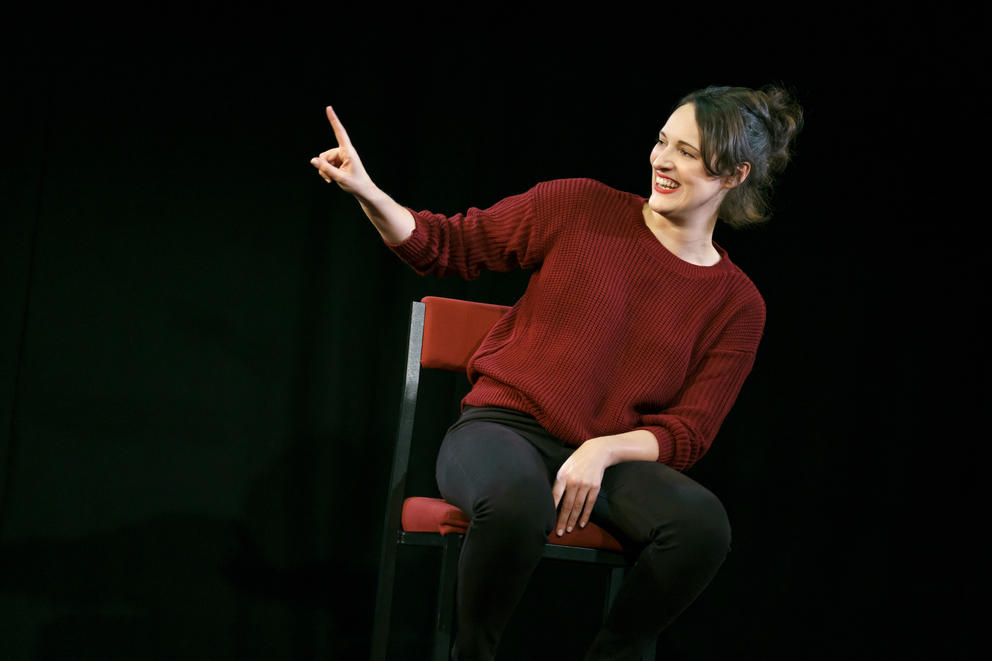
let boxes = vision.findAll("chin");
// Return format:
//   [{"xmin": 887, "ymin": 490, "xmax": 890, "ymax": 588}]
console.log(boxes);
[{"xmin": 648, "ymin": 195, "xmax": 676, "ymax": 215}]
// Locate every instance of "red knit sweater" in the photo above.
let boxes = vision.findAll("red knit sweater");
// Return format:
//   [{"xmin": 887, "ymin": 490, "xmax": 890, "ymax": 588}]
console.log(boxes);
[{"xmin": 388, "ymin": 178, "xmax": 765, "ymax": 471}]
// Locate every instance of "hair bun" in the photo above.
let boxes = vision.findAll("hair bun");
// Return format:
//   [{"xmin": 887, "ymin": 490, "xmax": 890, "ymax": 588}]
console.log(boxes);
[{"xmin": 755, "ymin": 85, "xmax": 804, "ymax": 173}]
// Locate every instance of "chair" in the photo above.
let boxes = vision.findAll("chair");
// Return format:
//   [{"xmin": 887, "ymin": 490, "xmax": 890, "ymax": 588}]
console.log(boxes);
[{"xmin": 370, "ymin": 296, "xmax": 656, "ymax": 660}]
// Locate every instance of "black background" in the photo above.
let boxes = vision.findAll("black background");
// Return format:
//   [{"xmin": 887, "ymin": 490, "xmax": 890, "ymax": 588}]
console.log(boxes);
[{"xmin": 2, "ymin": 7, "xmax": 982, "ymax": 660}]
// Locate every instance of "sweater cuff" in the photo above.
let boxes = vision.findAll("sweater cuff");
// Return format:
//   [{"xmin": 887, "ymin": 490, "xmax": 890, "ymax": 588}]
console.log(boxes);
[
  {"xmin": 384, "ymin": 208, "xmax": 430, "ymax": 268},
  {"xmin": 638, "ymin": 425, "xmax": 693, "ymax": 471}
]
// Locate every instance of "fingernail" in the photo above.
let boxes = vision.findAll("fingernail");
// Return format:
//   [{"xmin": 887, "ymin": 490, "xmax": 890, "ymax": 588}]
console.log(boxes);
[
  {"xmin": 566, "ymin": 526, "xmax": 573, "ymax": 533},
  {"xmin": 557, "ymin": 529, "xmax": 563, "ymax": 536}
]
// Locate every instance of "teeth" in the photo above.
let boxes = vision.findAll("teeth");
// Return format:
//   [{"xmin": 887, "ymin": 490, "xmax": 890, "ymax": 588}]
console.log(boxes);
[{"xmin": 656, "ymin": 175, "xmax": 679, "ymax": 189}]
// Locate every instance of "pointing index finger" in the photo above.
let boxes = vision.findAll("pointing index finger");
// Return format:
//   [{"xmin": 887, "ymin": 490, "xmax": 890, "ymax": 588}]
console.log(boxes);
[{"xmin": 325, "ymin": 106, "xmax": 353, "ymax": 149}]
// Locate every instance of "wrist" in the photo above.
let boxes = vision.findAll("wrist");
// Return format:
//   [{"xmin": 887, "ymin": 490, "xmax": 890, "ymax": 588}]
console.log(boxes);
[
  {"xmin": 593, "ymin": 430, "xmax": 659, "ymax": 465},
  {"xmin": 582, "ymin": 436, "xmax": 618, "ymax": 466},
  {"xmin": 356, "ymin": 183, "xmax": 387, "ymax": 206},
  {"xmin": 358, "ymin": 187, "xmax": 415, "ymax": 244}
]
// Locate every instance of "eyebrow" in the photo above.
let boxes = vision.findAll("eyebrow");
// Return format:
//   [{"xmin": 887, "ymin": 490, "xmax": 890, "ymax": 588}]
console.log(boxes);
[{"xmin": 658, "ymin": 131, "xmax": 700, "ymax": 153}]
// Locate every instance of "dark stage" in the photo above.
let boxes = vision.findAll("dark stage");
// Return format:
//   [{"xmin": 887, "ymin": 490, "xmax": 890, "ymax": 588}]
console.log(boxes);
[{"xmin": 1, "ymin": 9, "xmax": 981, "ymax": 660}]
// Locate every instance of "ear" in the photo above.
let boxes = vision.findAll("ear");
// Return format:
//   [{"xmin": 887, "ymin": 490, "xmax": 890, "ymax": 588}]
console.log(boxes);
[{"xmin": 723, "ymin": 162, "xmax": 751, "ymax": 189}]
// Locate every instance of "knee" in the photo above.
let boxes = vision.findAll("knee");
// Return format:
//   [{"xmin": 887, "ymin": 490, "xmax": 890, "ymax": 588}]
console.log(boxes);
[
  {"xmin": 664, "ymin": 485, "xmax": 732, "ymax": 561},
  {"xmin": 434, "ymin": 432, "xmax": 556, "ymax": 542},
  {"xmin": 472, "ymin": 478, "xmax": 557, "ymax": 540}
]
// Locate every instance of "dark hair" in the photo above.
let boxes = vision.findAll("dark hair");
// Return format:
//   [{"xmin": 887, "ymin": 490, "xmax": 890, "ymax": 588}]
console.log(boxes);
[{"xmin": 677, "ymin": 85, "xmax": 803, "ymax": 227}]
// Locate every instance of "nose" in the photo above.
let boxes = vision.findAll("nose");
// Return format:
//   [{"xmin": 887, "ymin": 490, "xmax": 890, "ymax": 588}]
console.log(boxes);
[{"xmin": 651, "ymin": 142, "xmax": 674, "ymax": 170}]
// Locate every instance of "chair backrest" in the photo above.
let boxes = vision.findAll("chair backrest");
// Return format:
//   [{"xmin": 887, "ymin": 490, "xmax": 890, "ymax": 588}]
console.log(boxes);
[
  {"xmin": 383, "ymin": 296, "xmax": 513, "ymax": 535},
  {"xmin": 420, "ymin": 296, "xmax": 512, "ymax": 372}
]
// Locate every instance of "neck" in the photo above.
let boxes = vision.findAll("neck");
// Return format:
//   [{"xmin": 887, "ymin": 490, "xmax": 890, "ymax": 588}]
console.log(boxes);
[{"xmin": 642, "ymin": 204, "xmax": 720, "ymax": 266}]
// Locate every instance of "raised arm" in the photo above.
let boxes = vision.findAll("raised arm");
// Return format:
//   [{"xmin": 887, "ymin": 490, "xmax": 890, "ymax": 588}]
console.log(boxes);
[{"xmin": 310, "ymin": 106, "xmax": 415, "ymax": 244}]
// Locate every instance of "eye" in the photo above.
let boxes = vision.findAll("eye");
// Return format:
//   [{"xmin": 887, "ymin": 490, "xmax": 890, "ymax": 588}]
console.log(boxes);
[{"xmin": 680, "ymin": 149, "xmax": 696, "ymax": 159}]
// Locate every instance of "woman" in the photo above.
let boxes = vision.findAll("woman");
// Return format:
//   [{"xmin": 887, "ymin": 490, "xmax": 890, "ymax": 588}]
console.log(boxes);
[{"xmin": 311, "ymin": 85, "xmax": 802, "ymax": 660}]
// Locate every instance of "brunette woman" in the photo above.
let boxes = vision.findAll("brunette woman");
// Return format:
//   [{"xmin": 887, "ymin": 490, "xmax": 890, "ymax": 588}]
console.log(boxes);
[{"xmin": 311, "ymin": 85, "xmax": 802, "ymax": 661}]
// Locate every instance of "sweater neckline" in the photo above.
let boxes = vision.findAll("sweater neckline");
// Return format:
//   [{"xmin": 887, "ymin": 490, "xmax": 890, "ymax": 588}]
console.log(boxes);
[{"xmin": 629, "ymin": 196, "xmax": 734, "ymax": 278}]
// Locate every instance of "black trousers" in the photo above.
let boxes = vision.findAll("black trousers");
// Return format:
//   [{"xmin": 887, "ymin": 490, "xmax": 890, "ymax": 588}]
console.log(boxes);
[{"xmin": 435, "ymin": 406, "xmax": 732, "ymax": 661}]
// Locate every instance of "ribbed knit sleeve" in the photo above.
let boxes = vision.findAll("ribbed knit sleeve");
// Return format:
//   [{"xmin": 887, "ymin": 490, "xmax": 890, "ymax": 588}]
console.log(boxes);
[{"xmin": 386, "ymin": 181, "xmax": 570, "ymax": 279}]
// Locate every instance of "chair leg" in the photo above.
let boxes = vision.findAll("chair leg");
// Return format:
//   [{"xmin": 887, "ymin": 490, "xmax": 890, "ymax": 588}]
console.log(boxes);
[
  {"xmin": 371, "ymin": 533, "xmax": 400, "ymax": 661},
  {"xmin": 603, "ymin": 566, "xmax": 624, "ymax": 621},
  {"xmin": 433, "ymin": 534, "xmax": 461, "ymax": 661}
]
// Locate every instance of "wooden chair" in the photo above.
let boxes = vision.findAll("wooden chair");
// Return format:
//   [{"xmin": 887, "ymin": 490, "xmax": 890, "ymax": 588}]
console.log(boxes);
[{"xmin": 370, "ymin": 296, "xmax": 655, "ymax": 660}]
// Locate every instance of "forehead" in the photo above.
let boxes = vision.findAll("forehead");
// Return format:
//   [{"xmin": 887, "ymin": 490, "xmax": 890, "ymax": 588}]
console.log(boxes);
[{"xmin": 660, "ymin": 103, "xmax": 700, "ymax": 144}]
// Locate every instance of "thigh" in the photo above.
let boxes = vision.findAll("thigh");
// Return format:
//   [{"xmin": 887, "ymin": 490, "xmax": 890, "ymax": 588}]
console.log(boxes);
[
  {"xmin": 435, "ymin": 409, "xmax": 559, "ymax": 518},
  {"xmin": 591, "ymin": 461, "xmax": 730, "ymax": 547}
]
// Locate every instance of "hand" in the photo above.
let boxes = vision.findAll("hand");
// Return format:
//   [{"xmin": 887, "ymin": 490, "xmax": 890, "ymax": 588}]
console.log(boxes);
[
  {"xmin": 551, "ymin": 438, "xmax": 613, "ymax": 537},
  {"xmin": 309, "ymin": 105, "xmax": 415, "ymax": 243},
  {"xmin": 310, "ymin": 106, "xmax": 375, "ymax": 197}
]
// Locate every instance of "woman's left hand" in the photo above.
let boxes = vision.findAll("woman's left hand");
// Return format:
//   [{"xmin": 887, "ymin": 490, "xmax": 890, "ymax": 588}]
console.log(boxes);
[{"xmin": 551, "ymin": 437, "xmax": 614, "ymax": 537}]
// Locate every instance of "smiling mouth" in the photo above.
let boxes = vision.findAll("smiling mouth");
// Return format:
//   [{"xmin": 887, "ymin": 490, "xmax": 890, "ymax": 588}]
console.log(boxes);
[{"xmin": 654, "ymin": 174, "xmax": 680, "ymax": 194}]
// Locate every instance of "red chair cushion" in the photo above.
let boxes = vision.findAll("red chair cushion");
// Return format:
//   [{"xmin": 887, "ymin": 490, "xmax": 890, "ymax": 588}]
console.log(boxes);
[{"xmin": 402, "ymin": 496, "xmax": 624, "ymax": 552}]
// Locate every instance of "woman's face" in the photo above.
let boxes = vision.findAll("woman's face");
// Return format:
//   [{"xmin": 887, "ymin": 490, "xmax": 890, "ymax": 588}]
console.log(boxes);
[{"xmin": 648, "ymin": 103, "xmax": 734, "ymax": 225}]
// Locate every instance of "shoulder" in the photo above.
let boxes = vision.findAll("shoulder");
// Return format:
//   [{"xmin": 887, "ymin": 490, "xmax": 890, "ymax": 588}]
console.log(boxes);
[
  {"xmin": 698, "ymin": 245, "xmax": 765, "ymax": 336},
  {"xmin": 530, "ymin": 178, "xmax": 644, "ymax": 217},
  {"xmin": 733, "ymin": 274, "xmax": 766, "ymax": 328},
  {"xmin": 712, "ymin": 257, "xmax": 766, "ymax": 348},
  {"xmin": 535, "ymin": 177, "xmax": 639, "ymax": 200}
]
